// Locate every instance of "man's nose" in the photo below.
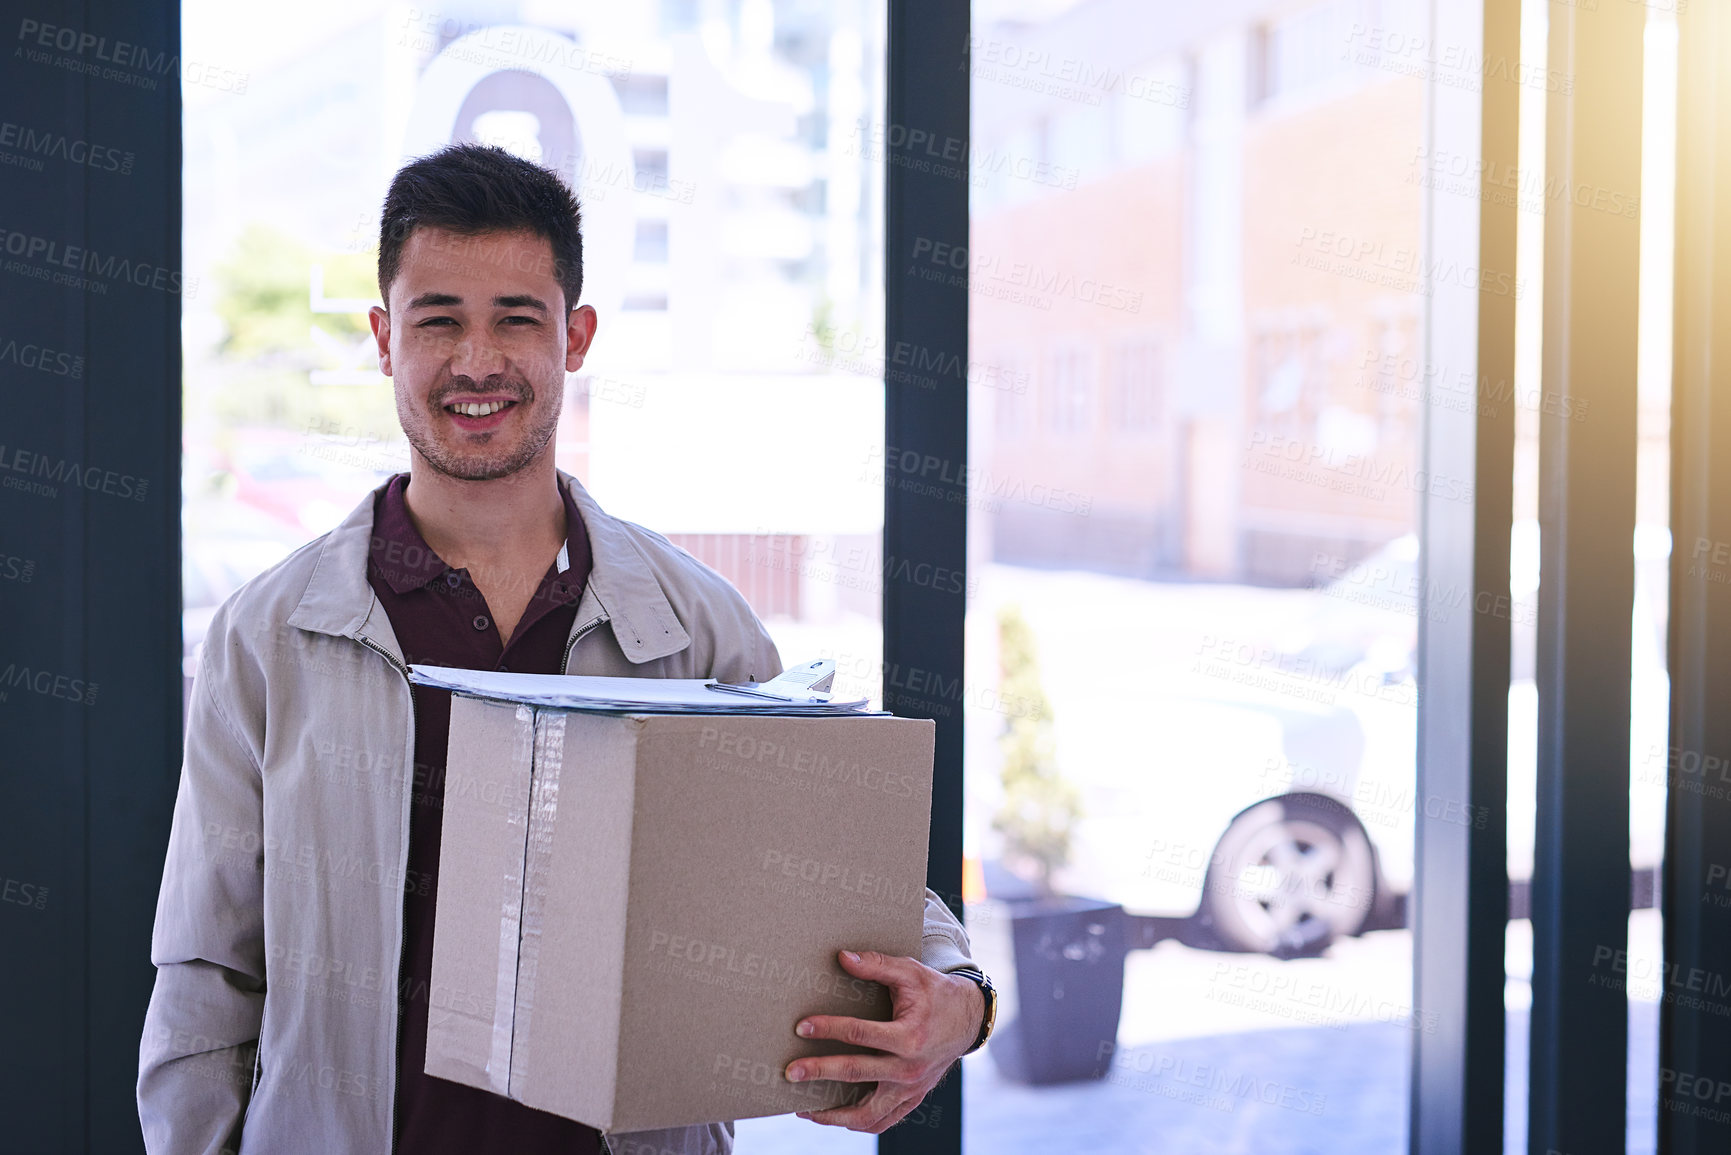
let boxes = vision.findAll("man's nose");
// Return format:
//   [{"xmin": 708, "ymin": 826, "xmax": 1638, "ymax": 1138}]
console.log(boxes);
[{"xmin": 450, "ymin": 330, "xmax": 507, "ymax": 378}]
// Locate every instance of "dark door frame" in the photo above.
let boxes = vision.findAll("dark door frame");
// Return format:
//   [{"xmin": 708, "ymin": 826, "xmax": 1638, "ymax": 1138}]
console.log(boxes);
[
  {"xmin": 881, "ymin": 2, "xmax": 970, "ymax": 1153},
  {"xmin": 0, "ymin": 1, "xmax": 185, "ymax": 1151}
]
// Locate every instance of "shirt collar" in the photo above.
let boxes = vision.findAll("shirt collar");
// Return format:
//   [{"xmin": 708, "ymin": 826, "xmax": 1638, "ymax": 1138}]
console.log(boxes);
[
  {"xmin": 289, "ymin": 470, "xmax": 687, "ymax": 665},
  {"xmin": 367, "ymin": 473, "xmax": 590, "ymax": 601},
  {"xmin": 368, "ymin": 474, "xmax": 448, "ymax": 594}
]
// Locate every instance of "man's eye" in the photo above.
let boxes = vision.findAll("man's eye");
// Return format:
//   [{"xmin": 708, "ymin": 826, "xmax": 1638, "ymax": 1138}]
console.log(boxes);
[
  {"xmin": 503, "ymin": 316, "xmax": 539, "ymax": 325},
  {"xmin": 417, "ymin": 317, "xmax": 457, "ymax": 327}
]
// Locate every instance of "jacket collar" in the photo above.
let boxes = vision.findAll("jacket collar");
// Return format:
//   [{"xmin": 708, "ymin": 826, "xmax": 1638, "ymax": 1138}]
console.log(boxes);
[{"xmin": 286, "ymin": 470, "xmax": 692, "ymax": 666}]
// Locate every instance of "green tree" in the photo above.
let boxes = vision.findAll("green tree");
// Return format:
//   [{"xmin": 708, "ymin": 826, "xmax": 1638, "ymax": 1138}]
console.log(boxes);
[
  {"xmin": 197, "ymin": 223, "xmax": 397, "ymax": 434},
  {"xmin": 992, "ymin": 605, "xmax": 1081, "ymax": 894},
  {"xmin": 213, "ymin": 222, "xmax": 372, "ymax": 358}
]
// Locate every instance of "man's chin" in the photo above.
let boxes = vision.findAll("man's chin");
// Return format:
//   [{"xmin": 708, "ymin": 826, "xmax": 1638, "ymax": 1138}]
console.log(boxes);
[
  {"xmin": 413, "ymin": 440, "xmax": 549, "ymax": 484},
  {"xmin": 426, "ymin": 459, "xmax": 530, "ymax": 483},
  {"xmin": 403, "ymin": 417, "xmax": 560, "ymax": 484}
]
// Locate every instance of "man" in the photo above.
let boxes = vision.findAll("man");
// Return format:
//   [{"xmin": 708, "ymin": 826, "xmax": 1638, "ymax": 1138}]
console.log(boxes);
[{"xmin": 138, "ymin": 144, "xmax": 990, "ymax": 1155}]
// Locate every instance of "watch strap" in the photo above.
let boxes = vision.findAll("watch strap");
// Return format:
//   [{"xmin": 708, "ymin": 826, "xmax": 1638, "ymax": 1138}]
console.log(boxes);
[{"xmin": 949, "ymin": 967, "xmax": 997, "ymax": 1055}]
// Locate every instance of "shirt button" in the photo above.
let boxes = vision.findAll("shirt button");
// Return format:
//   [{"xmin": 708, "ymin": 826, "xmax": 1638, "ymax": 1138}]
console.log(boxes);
[
  {"xmin": 445, "ymin": 573, "xmax": 461, "ymax": 588},
  {"xmin": 473, "ymin": 615, "xmax": 489, "ymax": 631}
]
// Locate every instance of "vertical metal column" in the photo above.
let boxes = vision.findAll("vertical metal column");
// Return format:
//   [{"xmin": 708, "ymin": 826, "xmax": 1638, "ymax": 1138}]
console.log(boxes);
[
  {"xmin": 1528, "ymin": 3, "xmax": 1644, "ymax": 1152},
  {"xmin": 881, "ymin": 1, "xmax": 968, "ymax": 1153},
  {"xmin": 1411, "ymin": 0, "xmax": 1519, "ymax": 1150},
  {"xmin": 1661, "ymin": 3, "xmax": 1731, "ymax": 1151}
]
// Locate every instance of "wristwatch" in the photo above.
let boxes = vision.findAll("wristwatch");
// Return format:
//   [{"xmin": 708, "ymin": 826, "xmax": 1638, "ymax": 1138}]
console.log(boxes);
[{"xmin": 949, "ymin": 967, "xmax": 997, "ymax": 1055}]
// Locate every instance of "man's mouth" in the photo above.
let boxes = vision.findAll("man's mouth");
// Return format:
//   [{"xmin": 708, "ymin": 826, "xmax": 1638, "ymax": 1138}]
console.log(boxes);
[
  {"xmin": 444, "ymin": 399, "xmax": 516, "ymax": 416},
  {"xmin": 439, "ymin": 396, "xmax": 521, "ymax": 430}
]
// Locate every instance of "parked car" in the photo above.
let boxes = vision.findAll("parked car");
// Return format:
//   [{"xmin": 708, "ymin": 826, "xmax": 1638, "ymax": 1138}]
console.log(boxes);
[
  {"xmin": 221, "ymin": 426, "xmax": 403, "ymax": 535},
  {"xmin": 971, "ymin": 518, "xmax": 1669, "ymax": 957}
]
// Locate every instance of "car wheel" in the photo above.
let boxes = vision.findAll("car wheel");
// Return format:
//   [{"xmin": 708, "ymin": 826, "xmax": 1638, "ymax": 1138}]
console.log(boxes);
[{"xmin": 1198, "ymin": 793, "xmax": 1378, "ymax": 957}]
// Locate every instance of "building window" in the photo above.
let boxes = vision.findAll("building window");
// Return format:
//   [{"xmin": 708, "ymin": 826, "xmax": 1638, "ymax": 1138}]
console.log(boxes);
[
  {"xmin": 1254, "ymin": 0, "xmax": 1388, "ymax": 106},
  {"xmin": 1112, "ymin": 339, "xmax": 1162, "ymax": 433},
  {"xmin": 1251, "ymin": 325, "xmax": 1323, "ymax": 439},
  {"xmin": 992, "ymin": 351, "xmax": 1033, "ymax": 438},
  {"xmin": 634, "ymin": 219, "xmax": 669, "ymax": 263},
  {"xmin": 1044, "ymin": 345, "xmax": 1095, "ymax": 435},
  {"xmin": 1367, "ymin": 314, "xmax": 1419, "ymax": 450}
]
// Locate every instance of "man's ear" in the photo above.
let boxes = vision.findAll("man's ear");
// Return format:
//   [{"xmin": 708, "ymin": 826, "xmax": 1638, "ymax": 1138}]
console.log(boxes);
[
  {"xmin": 565, "ymin": 304, "xmax": 598, "ymax": 374},
  {"xmin": 368, "ymin": 305, "xmax": 393, "ymax": 377}
]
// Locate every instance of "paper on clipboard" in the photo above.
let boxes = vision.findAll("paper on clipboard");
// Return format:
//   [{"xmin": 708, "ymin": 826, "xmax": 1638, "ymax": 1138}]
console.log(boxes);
[{"xmin": 406, "ymin": 662, "xmax": 874, "ymax": 715}]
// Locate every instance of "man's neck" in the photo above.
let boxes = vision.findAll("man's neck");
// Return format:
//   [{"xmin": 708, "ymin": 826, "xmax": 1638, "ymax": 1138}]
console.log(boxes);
[{"xmin": 400, "ymin": 454, "xmax": 568, "ymax": 573}]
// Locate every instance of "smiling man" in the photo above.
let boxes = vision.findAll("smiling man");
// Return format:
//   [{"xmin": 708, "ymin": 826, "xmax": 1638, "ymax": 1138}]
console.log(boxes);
[{"xmin": 137, "ymin": 144, "xmax": 991, "ymax": 1155}]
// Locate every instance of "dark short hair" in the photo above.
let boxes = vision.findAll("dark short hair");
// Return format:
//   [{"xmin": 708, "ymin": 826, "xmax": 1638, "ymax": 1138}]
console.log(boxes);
[{"xmin": 377, "ymin": 143, "xmax": 584, "ymax": 311}]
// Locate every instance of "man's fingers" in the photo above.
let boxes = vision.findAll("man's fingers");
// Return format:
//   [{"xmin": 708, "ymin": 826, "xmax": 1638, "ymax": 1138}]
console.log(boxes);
[
  {"xmin": 787, "ymin": 1051, "xmax": 916, "ymax": 1086},
  {"xmin": 795, "ymin": 1013, "xmax": 904, "ymax": 1053},
  {"xmin": 873, "ymin": 1095, "xmax": 923, "ymax": 1132},
  {"xmin": 836, "ymin": 949, "xmax": 924, "ymax": 992},
  {"xmin": 799, "ymin": 1088, "xmax": 920, "ymax": 1134}
]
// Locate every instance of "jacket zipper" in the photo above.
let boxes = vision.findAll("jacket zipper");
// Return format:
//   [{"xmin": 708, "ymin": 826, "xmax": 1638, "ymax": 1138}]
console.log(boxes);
[
  {"xmin": 563, "ymin": 614, "xmax": 607, "ymax": 673},
  {"xmin": 240, "ymin": 996, "xmax": 267, "ymax": 1131},
  {"xmin": 357, "ymin": 633, "xmax": 410, "ymax": 681},
  {"xmin": 250, "ymin": 1002, "xmax": 265, "ymax": 1094},
  {"xmin": 355, "ymin": 633, "xmax": 415, "ymax": 1155}
]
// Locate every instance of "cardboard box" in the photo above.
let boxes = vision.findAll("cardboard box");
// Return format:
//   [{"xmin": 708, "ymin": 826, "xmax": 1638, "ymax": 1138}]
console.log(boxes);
[{"xmin": 424, "ymin": 696, "xmax": 935, "ymax": 1133}]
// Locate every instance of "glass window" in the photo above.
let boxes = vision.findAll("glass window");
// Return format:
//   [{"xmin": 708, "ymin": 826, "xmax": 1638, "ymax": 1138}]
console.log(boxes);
[
  {"xmin": 183, "ymin": 4, "xmax": 888, "ymax": 1150},
  {"xmin": 965, "ymin": 0, "xmax": 1430, "ymax": 1148}
]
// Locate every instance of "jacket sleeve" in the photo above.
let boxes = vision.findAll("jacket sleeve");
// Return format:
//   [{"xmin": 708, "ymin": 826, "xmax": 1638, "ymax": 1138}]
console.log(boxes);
[
  {"xmin": 138, "ymin": 605, "xmax": 268, "ymax": 1155},
  {"xmin": 697, "ymin": 581, "xmax": 782, "ymax": 685},
  {"xmin": 918, "ymin": 890, "xmax": 977, "ymax": 973}
]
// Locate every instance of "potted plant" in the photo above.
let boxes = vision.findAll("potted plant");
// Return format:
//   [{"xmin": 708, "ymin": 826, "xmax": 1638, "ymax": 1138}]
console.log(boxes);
[{"xmin": 987, "ymin": 606, "xmax": 1129, "ymax": 1085}]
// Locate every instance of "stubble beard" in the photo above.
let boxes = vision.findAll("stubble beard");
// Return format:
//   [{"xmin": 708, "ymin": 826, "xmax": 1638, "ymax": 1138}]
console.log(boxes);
[{"xmin": 401, "ymin": 376, "xmax": 563, "ymax": 482}]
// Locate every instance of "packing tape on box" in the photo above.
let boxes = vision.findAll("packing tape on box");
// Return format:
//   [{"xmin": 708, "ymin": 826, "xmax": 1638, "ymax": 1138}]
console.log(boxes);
[
  {"xmin": 488, "ymin": 706, "xmax": 540, "ymax": 1094},
  {"xmin": 506, "ymin": 709, "xmax": 565, "ymax": 1096}
]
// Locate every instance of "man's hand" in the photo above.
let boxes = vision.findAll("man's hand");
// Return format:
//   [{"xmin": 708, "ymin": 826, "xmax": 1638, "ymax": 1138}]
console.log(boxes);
[{"xmin": 785, "ymin": 949, "xmax": 985, "ymax": 1134}]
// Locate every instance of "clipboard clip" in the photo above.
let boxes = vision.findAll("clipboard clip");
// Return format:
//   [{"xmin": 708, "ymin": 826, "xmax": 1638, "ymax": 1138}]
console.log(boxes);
[{"xmin": 704, "ymin": 658, "xmax": 836, "ymax": 702}]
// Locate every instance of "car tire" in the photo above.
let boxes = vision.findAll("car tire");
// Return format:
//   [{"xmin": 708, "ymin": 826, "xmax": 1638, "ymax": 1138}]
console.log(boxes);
[{"xmin": 1197, "ymin": 792, "xmax": 1378, "ymax": 957}]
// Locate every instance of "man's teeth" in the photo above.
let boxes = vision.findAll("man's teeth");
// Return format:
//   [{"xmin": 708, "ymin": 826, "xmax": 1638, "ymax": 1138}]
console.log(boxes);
[{"xmin": 449, "ymin": 400, "xmax": 511, "ymax": 416}]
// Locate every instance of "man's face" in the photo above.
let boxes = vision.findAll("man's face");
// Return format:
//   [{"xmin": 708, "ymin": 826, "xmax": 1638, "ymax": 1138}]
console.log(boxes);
[{"xmin": 369, "ymin": 226, "xmax": 596, "ymax": 482}]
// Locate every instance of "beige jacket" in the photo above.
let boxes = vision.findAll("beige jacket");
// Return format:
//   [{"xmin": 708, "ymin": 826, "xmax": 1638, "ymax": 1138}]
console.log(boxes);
[{"xmin": 138, "ymin": 472, "xmax": 975, "ymax": 1155}]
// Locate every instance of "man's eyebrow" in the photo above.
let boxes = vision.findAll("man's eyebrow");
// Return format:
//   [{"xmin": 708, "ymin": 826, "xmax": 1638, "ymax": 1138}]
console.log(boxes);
[
  {"xmin": 403, "ymin": 292, "xmax": 550, "ymax": 311},
  {"xmin": 406, "ymin": 292, "xmax": 462, "ymax": 309},
  {"xmin": 492, "ymin": 294, "xmax": 549, "ymax": 311}
]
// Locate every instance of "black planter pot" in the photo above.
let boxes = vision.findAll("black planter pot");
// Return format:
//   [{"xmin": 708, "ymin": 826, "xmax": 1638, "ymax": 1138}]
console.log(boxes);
[{"xmin": 988, "ymin": 895, "xmax": 1129, "ymax": 1085}]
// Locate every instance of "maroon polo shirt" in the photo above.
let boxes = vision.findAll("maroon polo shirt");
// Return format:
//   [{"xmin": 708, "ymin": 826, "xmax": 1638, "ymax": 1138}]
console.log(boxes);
[{"xmin": 366, "ymin": 473, "xmax": 601, "ymax": 1155}]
